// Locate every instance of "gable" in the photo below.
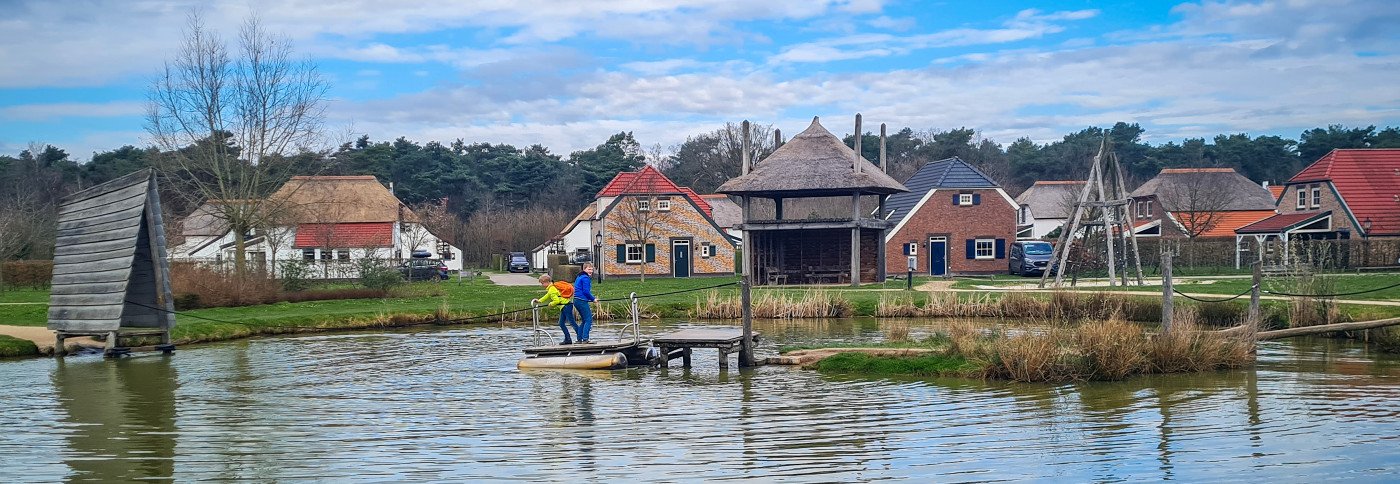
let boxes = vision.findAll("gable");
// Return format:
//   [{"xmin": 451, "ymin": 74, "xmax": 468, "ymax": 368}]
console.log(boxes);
[
  {"xmin": 885, "ymin": 157, "xmax": 1003, "ymax": 226},
  {"xmin": 598, "ymin": 193, "xmax": 735, "ymax": 246}
]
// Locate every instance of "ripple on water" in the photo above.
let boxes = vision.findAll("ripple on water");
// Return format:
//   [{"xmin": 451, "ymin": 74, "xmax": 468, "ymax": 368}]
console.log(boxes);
[{"xmin": 0, "ymin": 323, "xmax": 1398, "ymax": 481}]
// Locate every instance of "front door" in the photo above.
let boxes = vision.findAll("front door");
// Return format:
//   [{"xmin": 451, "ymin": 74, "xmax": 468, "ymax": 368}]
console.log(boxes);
[
  {"xmin": 672, "ymin": 240, "xmax": 691, "ymax": 278},
  {"xmin": 928, "ymin": 237, "xmax": 947, "ymax": 276}
]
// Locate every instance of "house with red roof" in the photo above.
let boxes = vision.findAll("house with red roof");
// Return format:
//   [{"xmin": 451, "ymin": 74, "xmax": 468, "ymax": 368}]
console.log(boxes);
[
  {"xmin": 172, "ymin": 176, "xmax": 462, "ymax": 277},
  {"xmin": 1234, "ymin": 149, "xmax": 1400, "ymax": 268},
  {"xmin": 532, "ymin": 165, "xmax": 735, "ymax": 278},
  {"xmin": 1127, "ymin": 168, "xmax": 1277, "ymax": 239}
]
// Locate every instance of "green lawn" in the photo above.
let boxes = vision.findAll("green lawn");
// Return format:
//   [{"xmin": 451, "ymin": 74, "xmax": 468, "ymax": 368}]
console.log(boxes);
[
  {"xmin": 0, "ymin": 288, "xmax": 48, "ymax": 304},
  {"xmin": 952, "ymin": 272, "xmax": 1400, "ymax": 301},
  {"xmin": 0, "ymin": 335, "xmax": 39, "ymax": 357}
]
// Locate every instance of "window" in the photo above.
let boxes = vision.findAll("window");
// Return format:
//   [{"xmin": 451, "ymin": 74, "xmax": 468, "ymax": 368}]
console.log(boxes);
[
  {"xmin": 626, "ymin": 244, "xmax": 643, "ymax": 263},
  {"xmin": 656, "ymin": 198, "xmax": 672, "ymax": 211},
  {"xmin": 1019, "ymin": 206, "xmax": 1028, "ymax": 224},
  {"xmin": 909, "ymin": 243, "xmax": 918, "ymax": 255},
  {"xmin": 302, "ymin": 248, "xmax": 316, "ymax": 261},
  {"xmin": 701, "ymin": 244, "xmax": 712, "ymax": 257},
  {"xmin": 958, "ymin": 193, "xmax": 973, "ymax": 206},
  {"xmin": 1297, "ymin": 188, "xmax": 1307, "ymax": 209},
  {"xmin": 974, "ymin": 239, "xmax": 995, "ymax": 260},
  {"xmin": 337, "ymin": 249, "xmax": 350, "ymax": 260},
  {"xmin": 319, "ymin": 249, "xmax": 332, "ymax": 261},
  {"xmin": 1311, "ymin": 185, "xmax": 1321, "ymax": 208},
  {"xmin": 1143, "ymin": 200, "xmax": 1152, "ymax": 218},
  {"xmin": 637, "ymin": 199, "xmax": 651, "ymax": 212}
]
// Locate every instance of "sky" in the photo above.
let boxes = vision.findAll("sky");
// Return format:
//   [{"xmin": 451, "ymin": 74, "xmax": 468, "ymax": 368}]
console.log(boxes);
[{"xmin": 1, "ymin": 0, "xmax": 1398, "ymax": 162}]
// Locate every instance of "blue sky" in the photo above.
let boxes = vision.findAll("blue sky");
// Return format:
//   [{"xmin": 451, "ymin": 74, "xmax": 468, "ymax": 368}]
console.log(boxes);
[{"xmin": 1, "ymin": 0, "xmax": 1397, "ymax": 161}]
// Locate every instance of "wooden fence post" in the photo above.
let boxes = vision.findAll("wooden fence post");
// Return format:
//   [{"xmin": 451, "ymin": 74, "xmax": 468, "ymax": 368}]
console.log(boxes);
[
  {"xmin": 1162, "ymin": 251, "xmax": 1174, "ymax": 333},
  {"xmin": 740, "ymin": 279, "xmax": 755, "ymax": 367},
  {"xmin": 1249, "ymin": 261, "xmax": 1262, "ymax": 341}
]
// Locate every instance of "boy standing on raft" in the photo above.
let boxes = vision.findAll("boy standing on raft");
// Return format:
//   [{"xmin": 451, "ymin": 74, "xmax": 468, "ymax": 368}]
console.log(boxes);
[
  {"xmin": 573, "ymin": 263, "xmax": 597, "ymax": 344},
  {"xmin": 536, "ymin": 274, "xmax": 578, "ymax": 345}
]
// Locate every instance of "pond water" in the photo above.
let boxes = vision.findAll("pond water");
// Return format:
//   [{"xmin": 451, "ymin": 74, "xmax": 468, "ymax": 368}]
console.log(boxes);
[{"xmin": 2, "ymin": 318, "xmax": 1399, "ymax": 482}]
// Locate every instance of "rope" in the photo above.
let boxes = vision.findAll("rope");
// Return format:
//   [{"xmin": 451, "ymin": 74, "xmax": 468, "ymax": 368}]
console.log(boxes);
[
  {"xmin": 1263, "ymin": 280, "xmax": 1400, "ymax": 298},
  {"xmin": 1171, "ymin": 285, "xmax": 1255, "ymax": 303},
  {"xmin": 123, "ymin": 300, "xmax": 241, "ymax": 324},
  {"xmin": 595, "ymin": 281, "xmax": 739, "ymax": 302}
]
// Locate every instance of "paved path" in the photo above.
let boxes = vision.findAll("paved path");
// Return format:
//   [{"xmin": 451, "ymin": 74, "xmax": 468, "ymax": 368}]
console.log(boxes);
[
  {"xmin": 489, "ymin": 273, "xmax": 540, "ymax": 286},
  {"xmin": 0, "ymin": 325, "xmax": 100, "ymax": 354}
]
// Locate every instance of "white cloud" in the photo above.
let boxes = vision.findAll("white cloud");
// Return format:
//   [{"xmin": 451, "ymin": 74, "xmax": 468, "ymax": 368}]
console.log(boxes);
[
  {"xmin": 0, "ymin": 101, "xmax": 147, "ymax": 122},
  {"xmin": 771, "ymin": 9, "xmax": 1099, "ymax": 63}
]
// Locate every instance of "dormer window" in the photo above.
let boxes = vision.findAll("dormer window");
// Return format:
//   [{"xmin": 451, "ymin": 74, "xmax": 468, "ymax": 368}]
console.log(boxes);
[
  {"xmin": 1296, "ymin": 188, "xmax": 1307, "ymax": 210},
  {"xmin": 656, "ymin": 198, "xmax": 671, "ymax": 211},
  {"xmin": 1310, "ymin": 185, "xmax": 1321, "ymax": 208}
]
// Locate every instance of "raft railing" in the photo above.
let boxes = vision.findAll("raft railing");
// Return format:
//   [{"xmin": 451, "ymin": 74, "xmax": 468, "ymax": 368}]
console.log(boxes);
[{"xmin": 615, "ymin": 292, "xmax": 641, "ymax": 344}]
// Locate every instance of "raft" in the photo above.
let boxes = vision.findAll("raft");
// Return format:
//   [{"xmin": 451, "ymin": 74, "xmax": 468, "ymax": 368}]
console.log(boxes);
[{"xmin": 517, "ymin": 352, "xmax": 628, "ymax": 370}]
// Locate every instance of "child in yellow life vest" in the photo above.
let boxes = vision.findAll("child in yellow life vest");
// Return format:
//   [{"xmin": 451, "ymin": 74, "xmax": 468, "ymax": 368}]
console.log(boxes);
[{"xmin": 536, "ymin": 274, "xmax": 579, "ymax": 344}]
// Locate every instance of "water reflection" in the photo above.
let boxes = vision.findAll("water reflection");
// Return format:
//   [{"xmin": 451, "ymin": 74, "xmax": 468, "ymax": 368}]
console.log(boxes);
[
  {"xmin": 0, "ymin": 319, "xmax": 1396, "ymax": 481},
  {"xmin": 54, "ymin": 355, "xmax": 177, "ymax": 482}
]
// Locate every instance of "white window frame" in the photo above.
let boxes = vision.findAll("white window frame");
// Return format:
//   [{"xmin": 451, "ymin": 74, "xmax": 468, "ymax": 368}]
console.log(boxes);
[
  {"xmin": 974, "ymin": 239, "xmax": 995, "ymax": 260},
  {"xmin": 656, "ymin": 199, "xmax": 671, "ymax": 211},
  {"xmin": 700, "ymin": 244, "xmax": 712, "ymax": 257},
  {"xmin": 625, "ymin": 243, "xmax": 643, "ymax": 263},
  {"xmin": 302, "ymin": 248, "xmax": 316, "ymax": 261},
  {"xmin": 336, "ymin": 249, "xmax": 350, "ymax": 261},
  {"xmin": 909, "ymin": 243, "xmax": 918, "ymax": 255},
  {"xmin": 1144, "ymin": 200, "xmax": 1152, "ymax": 218},
  {"xmin": 637, "ymin": 199, "xmax": 650, "ymax": 212},
  {"xmin": 1296, "ymin": 189, "xmax": 1307, "ymax": 210},
  {"xmin": 1311, "ymin": 185, "xmax": 1321, "ymax": 208},
  {"xmin": 318, "ymin": 248, "xmax": 332, "ymax": 261},
  {"xmin": 958, "ymin": 193, "xmax": 973, "ymax": 206}
]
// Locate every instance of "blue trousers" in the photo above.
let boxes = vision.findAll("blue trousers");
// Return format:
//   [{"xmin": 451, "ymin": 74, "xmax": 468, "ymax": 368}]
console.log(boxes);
[
  {"xmin": 573, "ymin": 298, "xmax": 594, "ymax": 341},
  {"xmin": 557, "ymin": 306, "xmax": 579, "ymax": 343}
]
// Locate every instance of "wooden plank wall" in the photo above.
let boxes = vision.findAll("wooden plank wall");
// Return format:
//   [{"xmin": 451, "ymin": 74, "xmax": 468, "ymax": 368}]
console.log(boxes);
[{"xmin": 48, "ymin": 170, "xmax": 152, "ymax": 332}]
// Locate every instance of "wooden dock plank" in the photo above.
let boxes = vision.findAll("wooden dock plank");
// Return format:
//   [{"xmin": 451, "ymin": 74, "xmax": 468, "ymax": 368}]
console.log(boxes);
[{"xmin": 652, "ymin": 328, "xmax": 759, "ymax": 346}]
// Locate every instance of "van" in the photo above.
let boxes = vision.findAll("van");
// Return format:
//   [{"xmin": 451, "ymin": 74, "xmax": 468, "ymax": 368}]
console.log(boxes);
[{"xmin": 1009, "ymin": 240, "xmax": 1055, "ymax": 276}]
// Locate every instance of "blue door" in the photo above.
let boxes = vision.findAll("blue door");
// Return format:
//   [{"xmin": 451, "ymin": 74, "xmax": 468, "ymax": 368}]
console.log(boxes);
[
  {"xmin": 672, "ymin": 241, "xmax": 691, "ymax": 278},
  {"xmin": 928, "ymin": 238, "xmax": 947, "ymax": 276}
]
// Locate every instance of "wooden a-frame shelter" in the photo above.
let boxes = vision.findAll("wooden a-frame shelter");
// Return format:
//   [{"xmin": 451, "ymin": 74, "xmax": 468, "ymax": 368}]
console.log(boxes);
[
  {"xmin": 48, "ymin": 169, "xmax": 176, "ymax": 356},
  {"xmin": 1039, "ymin": 136, "xmax": 1145, "ymax": 288}
]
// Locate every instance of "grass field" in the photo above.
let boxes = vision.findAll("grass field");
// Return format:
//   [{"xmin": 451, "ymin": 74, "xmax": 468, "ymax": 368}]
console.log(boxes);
[
  {"xmin": 952, "ymin": 273, "xmax": 1400, "ymax": 301},
  {"xmin": 0, "ymin": 335, "xmax": 39, "ymax": 357}
]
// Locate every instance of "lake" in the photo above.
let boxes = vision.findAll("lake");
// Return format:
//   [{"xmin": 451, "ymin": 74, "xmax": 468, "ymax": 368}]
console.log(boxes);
[{"xmin": 2, "ymin": 318, "xmax": 1398, "ymax": 481}]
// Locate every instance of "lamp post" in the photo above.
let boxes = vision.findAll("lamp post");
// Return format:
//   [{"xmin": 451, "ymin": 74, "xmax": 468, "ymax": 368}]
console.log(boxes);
[{"xmin": 595, "ymin": 232, "xmax": 604, "ymax": 282}]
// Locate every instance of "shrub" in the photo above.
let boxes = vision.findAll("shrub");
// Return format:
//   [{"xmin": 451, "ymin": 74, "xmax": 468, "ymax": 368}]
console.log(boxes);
[
  {"xmin": 1, "ymin": 260, "xmax": 53, "ymax": 289},
  {"xmin": 356, "ymin": 258, "xmax": 403, "ymax": 292},
  {"xmin": 170, "ymin": 262, "xmax": 281, "ymax": 308},
  {"xmin": 279, "ymin": 260, "xmax": 314, "ymax": 292}
]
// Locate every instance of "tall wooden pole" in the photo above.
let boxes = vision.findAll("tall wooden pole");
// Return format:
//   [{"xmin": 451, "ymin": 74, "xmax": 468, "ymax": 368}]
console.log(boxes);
[
  {"xmin": 1093, "ymin": 141, "xmax": 1117, "ymax": 287},
  {"xmin": 853, "ymin": 114, "xmax": 862, "ymax": 174},
  {"xmin": 1162, "ymin": 251, "xmax": 1174, "ymax": 333},
  {"xmin": 1249, "ymin": 261, "xmax": 1262, "ymax": 342},
  {"xmin": 740, "ymin": 120, "xmax": 755, "ymax": 367}
]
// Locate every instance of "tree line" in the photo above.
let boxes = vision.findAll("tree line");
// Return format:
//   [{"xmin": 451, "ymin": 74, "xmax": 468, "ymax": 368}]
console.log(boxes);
[{"xmin": 2, "ymin": 122, "xmax": 1397, "ymax": 264}]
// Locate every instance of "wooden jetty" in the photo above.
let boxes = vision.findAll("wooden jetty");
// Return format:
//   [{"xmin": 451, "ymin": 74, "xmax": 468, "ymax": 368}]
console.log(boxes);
[
  {"xmin": 522, "ymin": 340, "xmax": 649, "ymax": 367},
  {"xmin": 652, "ymin": 328, "xmax": 760, "ymax": 369}
]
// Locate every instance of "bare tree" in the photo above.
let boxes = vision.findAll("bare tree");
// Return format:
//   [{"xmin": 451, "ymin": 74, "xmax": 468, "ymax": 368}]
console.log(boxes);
[
  {"xmin": 607, "ymin": 195, "xmax": 678, "ymax": 282},
  {"xmin": 413, "ymin": 200, "xmax": 466, "ymax": 260},
  {"xmin": 147, "ymin": 12, "xmax": 327, "ymax": 275},
  {"xmin": 1159, "ymin": 172, "xmax": 1233, "ymax": 238}
]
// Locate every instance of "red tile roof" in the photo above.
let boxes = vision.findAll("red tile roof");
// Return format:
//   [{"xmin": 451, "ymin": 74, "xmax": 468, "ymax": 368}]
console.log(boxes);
[
  {"xmin": 1168, "ymin": 210, "xmax": 1276, "ymax": 237},
  {"xmin": 294, "ymin": 222, "xmax": 394, "ymax": 248},
  {"xmin": 1236, "ymin": 212, "xmax": 1329, "ymax": 234},
  {"xmin": 1288, "ymin": 149, "xmax": 1400, "ymax": 235},
  {"xmin": 1267, "ymin": 185, "xmax": 1284, "ymax": 200},
  {"xmin": 596, "ymin": 165, "xmax": 711, "ymax": 217}
]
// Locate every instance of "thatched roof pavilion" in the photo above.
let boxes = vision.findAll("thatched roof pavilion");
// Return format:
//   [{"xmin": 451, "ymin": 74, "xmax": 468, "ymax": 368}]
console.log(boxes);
[{"xmin": 718, "ymin": 116, "xmax": 909, "ymax": 286}]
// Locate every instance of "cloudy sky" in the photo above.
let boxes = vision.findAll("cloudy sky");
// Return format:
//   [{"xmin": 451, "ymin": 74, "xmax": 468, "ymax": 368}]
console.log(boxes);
[{"xmin": 1, "ymin": 0, "xmax": 1397, "ymax": 161}]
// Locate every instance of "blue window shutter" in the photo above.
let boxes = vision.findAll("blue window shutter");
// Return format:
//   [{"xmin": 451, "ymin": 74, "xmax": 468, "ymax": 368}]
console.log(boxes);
[
  {"xmin": 952, "ymin": 194, "xmax": 959, "ymax": 205},
  {"xmin": 995, "ymin": 239, "xmax": 1006, "ymax": 259},
  {"xmin": 972, "ymin": 194, "xmax": 982, "ymax": 205},
  {"xmin": 615, "ymin": 244, "xmax": 625, "ymax": 263},
  {"xmin": 902, "ymin": 243, "xmax": 910, "ymax": 255},
  {"xmin": 645, "ymin": 244, "xmax": 656, "ymax": 262},
  {"xmin": 965, "ymin": 239, "xmax": 975, "ymax": 259}
]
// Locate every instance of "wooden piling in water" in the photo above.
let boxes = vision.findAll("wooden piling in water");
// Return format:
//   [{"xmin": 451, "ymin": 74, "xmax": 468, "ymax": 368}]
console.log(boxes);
[{"xmin": 1161, "ymin": 251, "xmax": 1174, "ymax": 332}]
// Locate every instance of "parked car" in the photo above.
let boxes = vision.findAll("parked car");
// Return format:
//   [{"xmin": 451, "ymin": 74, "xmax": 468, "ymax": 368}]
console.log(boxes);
[
  {"xmin": 569, "ymin": 250, "xmax": 592, "ymax": 265},
  {"xmin": 400, "ymin": 258, "xmax": 448, "ymax": 280},
  {"xmin": 508, "ymin": 252, "xmax": 530, "ymax": 273},
  {"xmin": 1009, "ymin": 240, "xmax": 1055, "ymax": 276}
]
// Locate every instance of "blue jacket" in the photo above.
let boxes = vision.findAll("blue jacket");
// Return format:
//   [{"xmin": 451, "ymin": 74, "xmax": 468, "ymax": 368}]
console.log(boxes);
[{"xmin": 573, "ymin": 272, "xmax": 595, "ymax": 302}]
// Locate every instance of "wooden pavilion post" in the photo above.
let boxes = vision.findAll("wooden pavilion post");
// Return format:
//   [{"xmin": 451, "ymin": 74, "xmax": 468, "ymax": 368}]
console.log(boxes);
[
  {"xmin": 739, "ymin": 120, "xmax": 755, "ymax": 367},
  {"xmin": 850, "ymin": 114, "xmax": 863, "ymax": 287}
]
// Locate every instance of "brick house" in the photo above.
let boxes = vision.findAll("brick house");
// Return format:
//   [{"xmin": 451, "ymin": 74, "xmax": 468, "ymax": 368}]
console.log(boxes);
[
  {"xmin": 1234, "ymin": 149, "xmax": 1400, "ymax": 267},
  {"xmin": 1014, "ymin": 180, "xmax": 1085, "ymax": 239},
  {"xmin": 536, "ymin": 166, "xmax": 735, "ymax": 278},
  {"xmin": 1127, "ymin": 168, "xmax": 1276, "ymax": 238},
  {"xmin": 882, "ymin": 157, "xmax": 1017, "ymax": 276}
]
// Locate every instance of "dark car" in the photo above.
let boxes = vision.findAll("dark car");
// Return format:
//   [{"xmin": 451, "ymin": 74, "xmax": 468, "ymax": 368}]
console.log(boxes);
[
  {"xmin": 1009, "ymin": 240, "xmax": 1055, "ymax": 276},
  {"xmin": 508, "ymin": 252, "xmax": 530, "ymax": 273},
  {"xmin": 400, "ymin": 258, "xmax": 449, "ymax": 281},
  {"xmin": 569, "ymin": 250, "xmax": 592, "ymax": 265}
]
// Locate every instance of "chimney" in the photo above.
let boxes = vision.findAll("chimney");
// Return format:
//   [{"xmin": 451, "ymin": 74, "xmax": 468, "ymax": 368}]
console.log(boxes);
[
  {"xmin": 741, "ymin": 120, "xmax": 751, "ymax": 175},
  {"xmin": 879, "ymin": 123, "xmax": 887, "ymax": 174},
  {"xmin": 853, "ymin": 113, "xmax": 862, "ymax": 174},
  {"xmin": 1262, "ymin": 181, "xmax": 1269, "ymax": 189}
]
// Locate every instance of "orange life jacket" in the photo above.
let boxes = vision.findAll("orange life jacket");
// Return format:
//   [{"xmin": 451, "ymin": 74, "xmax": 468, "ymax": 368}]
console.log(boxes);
[{"xmin": 552, "ymin": 281, "xmax": 574, "ymax": 299}]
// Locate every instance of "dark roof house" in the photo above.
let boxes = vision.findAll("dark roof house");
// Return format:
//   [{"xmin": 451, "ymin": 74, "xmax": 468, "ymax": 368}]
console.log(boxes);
[{"xmin": 881, "ymin": 157, "xmax": 1017, "ymax": 275}]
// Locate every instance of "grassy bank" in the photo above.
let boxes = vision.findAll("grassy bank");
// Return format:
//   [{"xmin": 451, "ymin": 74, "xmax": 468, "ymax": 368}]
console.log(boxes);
[
  {"xmin": 808, "ymin": 313, "xmax": 1253, "ymax": 382},
  {"xmin": 0, "ymin": 335, "xmax": 39, "ymax": 358}
]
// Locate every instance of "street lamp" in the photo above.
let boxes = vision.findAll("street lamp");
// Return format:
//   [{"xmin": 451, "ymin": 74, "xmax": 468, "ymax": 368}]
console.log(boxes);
[{"xmin": 594, "ymin": 232, "xmax": 604, "ymax": 281}]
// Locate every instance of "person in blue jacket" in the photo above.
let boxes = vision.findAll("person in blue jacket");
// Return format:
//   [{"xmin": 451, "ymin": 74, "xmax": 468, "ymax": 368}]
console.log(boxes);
[{"xmin": 572, "ymin": 263, "xmax": 597, "ymax": 343}]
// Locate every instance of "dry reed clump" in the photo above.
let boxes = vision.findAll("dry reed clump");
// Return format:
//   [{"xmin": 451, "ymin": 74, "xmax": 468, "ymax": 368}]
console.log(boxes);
[
  {"xmin": 942, "ymin": 320, "xmax": 990, "ymax": 359},
  {"xmin": 1074, "ymin": 313, "xmax": 1148, "ymax": 380},
  {"xmin": 694, "ymin": 290, "xmax": 852, "ymax": 319},
  {"xmin": 990, "ymin": 329, "xmax": 1073, "ymax": 382},
  {"xmin": 171, "ymin": 263, "xmax": 281, "ymax": 308},
  {"xmin": 884, "ymin": 322, "xmax": 911, "ymax": 342},
  {"xmin": 1284, "ymin": 274, "xmax": 1342, "ymax": 328}
]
